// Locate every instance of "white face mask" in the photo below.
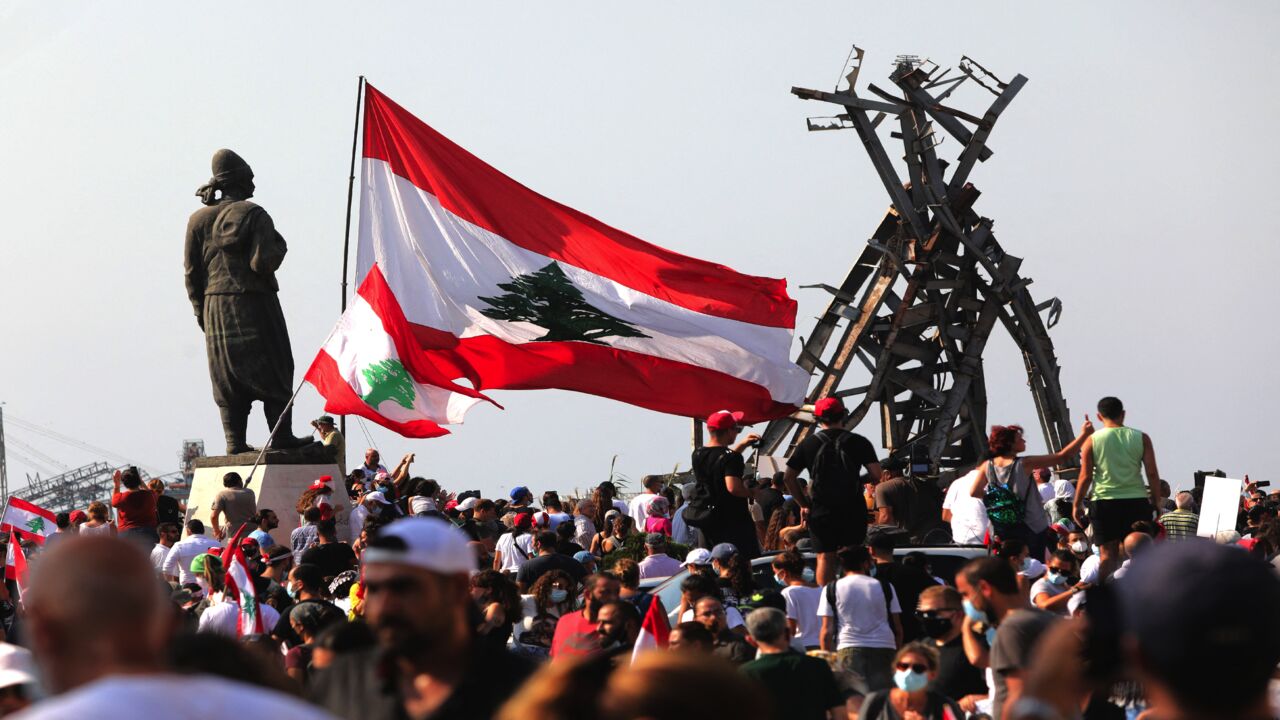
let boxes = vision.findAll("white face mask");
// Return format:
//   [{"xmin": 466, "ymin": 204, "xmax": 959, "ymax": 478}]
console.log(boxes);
[{"xmin": 1070, "ymin": 540, "xmax": 1089, "ymax": 555}]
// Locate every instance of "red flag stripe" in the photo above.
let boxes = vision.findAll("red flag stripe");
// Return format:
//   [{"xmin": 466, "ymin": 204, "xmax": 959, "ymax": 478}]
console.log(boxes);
[
  {"xmin": 362, "ymin": 84, "xmax": 796, "ymax": 329},
  {"xmin": 304, "ymin": 351, "xmax": 452, "ymax": 439}
]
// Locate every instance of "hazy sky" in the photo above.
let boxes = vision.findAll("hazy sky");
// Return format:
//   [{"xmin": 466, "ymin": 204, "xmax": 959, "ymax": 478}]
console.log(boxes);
[{"xmin": 3, "ymin": 2, "xmax": 1277, "ymax": 498}]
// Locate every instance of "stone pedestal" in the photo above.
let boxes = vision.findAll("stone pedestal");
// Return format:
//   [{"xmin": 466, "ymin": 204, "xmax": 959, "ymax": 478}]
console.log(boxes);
[{"xmin": 187, "ymin": 449, "xmax": 347, "ymax": 546}]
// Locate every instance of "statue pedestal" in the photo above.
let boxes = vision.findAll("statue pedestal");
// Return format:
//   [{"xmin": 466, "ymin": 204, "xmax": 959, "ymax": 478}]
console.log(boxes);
[{"xmin": 186, "ymin": 450, "xmax": 347, "ymax": 546}]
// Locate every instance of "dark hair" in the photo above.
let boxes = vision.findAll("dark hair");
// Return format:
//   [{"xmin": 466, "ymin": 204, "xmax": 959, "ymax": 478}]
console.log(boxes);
[
  {"xmin": 472, "ymin": 570, "xmax": 523, "ymax": 623},
  {"xmin": 961, "ymin": 557, "xmax": 1020, "ymax": 595},
  {"xmin": 555, "ymin": 521, "xmax": 575, "ymax": 540},
  {"xmin": 763, "ymin": 500, "xmax": 801, "ymax": 551},
  {"xmin": 997, "ymin": 538, "xmax": 1028, "ymax": 559},
  {"xmin": 680, "ymin": 572, "xmax": 722, "ymax": 601},
  {"xmin": 186, "ymin": 519, "xmax": 205, "ymax": 535},
  {"xmin": 613, "ymin": 558, "xmax": 640, "ymax": 589},
  {"xmin": 251, "ymin": 509, "xmax": 273, "ymax": 524},
  {"xmin": 121, "ymin": 466, "xmax": 143, "ymax": 490},
  {"xmin": 313, "ymin": 619, "xmax": 376, "ymax": 654},
  {"xmin": 534, "ymin": 530, "xmax": 558, "ymax": 551},
  {"xmin": 599, "ymin": 600, "xmax": 642, "ymax": 629},
  {"xmin": 530, "ymin": 569, "xmax": 576, "ymax": 612},
  {"xmin": 987, "ymin": 425, "xmax": 1024, "ymax": 458},
  {"xmin": 476, "ymin": 499, "xmax": 496, "ymax": 514},
  {"xmin": 718, "ymin": 551, "xmax": 754, "ymax": 599},
  {"xmin": 836, "ymin": 545, "xmax": 870, "ymax": 573},
  {"xmin": 316, "ymin": 519, "xmax": 338, "ymax": 541},
  {"xmin": 1132, "ymin": 519, "xmax": 1162, "ymax": 537},
  {"xmin": 303, "ymin": 507, "xmax": 322, "ymax": 524},
  {"xmin": 1097, "ymin": 396, "xmax": 1124, "ymax": 420},
  {"xmin": 291, "ymin": 563, "xmax": 326, "ymax": 593},
  {"xmin": 222, "ymin": 472, "xmax": 243, "ymax": 488},
  {"xmin": 157, "ymin": 521, "xmax": 180, "ymax": 535},
  {"xmin": 642, "ymin": 475, "xmax": 665, "ymax": 492},
  {"xmin": 56, "ymin": 512, "xmax": 71, "ymax": 530},
  {"xmin": 771, "ymin": 550, "xmax": 804, "ymax": 577},
  {"xmin": 1049, "ymin": 550, "xmax": 1078, "ymax": 568},
  {"xmin": 671, "ymin": 621, "xmax": 714, "ymax": 648}
]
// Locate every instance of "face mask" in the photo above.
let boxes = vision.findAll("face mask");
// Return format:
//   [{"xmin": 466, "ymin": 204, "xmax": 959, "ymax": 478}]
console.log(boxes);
[
  {"xmin": 773, "ymin": 573, "xmax": 786, "ymax": 587},
  {"xmin": 801, "ymin": 567, "xmax": 816, "ymax": 583},
  {"xmin": 1070, "ymin": 540, "xmax": 1089, "ymax": 555},
  {"xmin": 1020, "ymin": 557, "xmax": 1031, "ymax": 572},
  {"xmin": 920, "ymin": 616, "xmax": 953, "ymax": 639},
  {"xmin": 286, "ymin": 584, "xmax": 298, "ymax": 600},
  {"xmin": 1046, "ymin": 570, "xmax": 1065, "ymax": 585},
  {"xmin": 984, "ymin": 626, "xmax": 998, "ymax": 646},
  {"xmin": 961, "ymin": 599, "xmax": 988, "ymax": 624},
  {"xmin": 549, "ymin": 588, "xmax": 569, "ymax": 604},
  {"xmin": 1091, "ymin": 544, "xmax": 1101, "ymax": 557},
  {"xmin": 894, "ymin": 668, "xmax": 930, "ymax": 693},
  {"xmin": 868, "ymin": 565, "xmax": 877, "ymax": 578}
]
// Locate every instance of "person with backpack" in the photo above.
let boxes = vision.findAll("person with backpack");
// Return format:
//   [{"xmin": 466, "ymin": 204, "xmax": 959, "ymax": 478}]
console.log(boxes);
[
  {"xmin": 686, "ymin": 410, "xmax": 763, "ymax": 558},
  {"xmin": 817, "ymin": 544, "xmax": 902, "ymax": 692},
  {"xmin": 969, "ymin": 417, "xmax": 1094, "ymax": 561},
  {"xmin": 782, "ymin": 396, "xmax": 883, "ymax": 585}
]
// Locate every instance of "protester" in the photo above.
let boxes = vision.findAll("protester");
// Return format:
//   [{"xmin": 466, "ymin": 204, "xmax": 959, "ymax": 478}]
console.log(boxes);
[
  {"xmin": 516, "ymin": 531, "xmax": 587, "ymax": 591},
  {"xmin": 856, "ymin": 643, "xmax": 964, "ymax": 720},
  {"xmin": 572, "ymin": 500, "xmax": 597, "ymax": 549},
  {"xmin": 1072, "ymin": 397, "xmax": 1162, "ymax": 579},
  {"xmin": 818, "ymin": 545, "xmax": 901, "ymax": 692},
  {"xmin": 147, "ymin": 478, "xmax": 183, "ymax": 528},
  {"xmin": 589, "ymin": 512, "xmax": 632, "ymax": 556},
  {"xmin": 149, "ymin": 522, "xmax": 180, "ymax": 574},
  {"xmin": 312, "ymin": 518, "xmax": 533, "ymax": 719},
  {"xmin": 678, "ymin": 573, "xmax": 746, "ymax": 631},
  {"xmin": 783, "ymin": 397, "xmax": 881, "ymax": 584},
  {"xmin": 471, "ymin": 570, "xmax": 523, "ymax": 653},
  {"xmin": 956, "ymin": 556, "xmax": 1058, "ymax": 720},
  {"xmin": 210, "ymin": 471, "xmax": 257, "ymax": 541},
  {"xmin": 690, "ymin": 410, "xmax": 762, "ymax": 558},
  {"xmin": 667, "ymin": 621, "xmax": 715, "ymax": 653},
  {"xmin": 867, "ymin": 533, "xmax": 937, "ymax": 643},
  {"xmin": 1029, "ymin": 550, "xmax": 1085, "ymax": 615},
  {"xmin": 352, "ymin": 448, "xmax": 388, "ymax": 489},
  {"xmin": 627, "ymin": 475, "xmax": 665, "ymax": 527},
  {"xmin": 110, "ymin": 466, "xmax": 158, "ymax": 549},
  {"xmin": 710, "ymin": 542, "xmax": 754, "ymax": 607},
  {"xmin": 273, "ymin": 563, "xmax": 342, "ymax": 648},
  {"xmin": 762, "ymin": 500, "xmax": 804, "ymax": 552},
  {"xmin": 284, "ymin": 601, "xmax": 343, "ymax": 686},
  {"xmin": 874, "ymin": 465, "xmax": 946, "ymax": 544},
  {"xmin": 1158, "ymin": 490, "xmax": 1199, "ymax": 540},
  {"xmin": 18, "ymin": 536, "xmax": 332, "ymax": 718},
  {"xmin": 670, "ymin": 483, "xmax": 703, "ymax": 548},
  {"xmin": 80, "ymin": 501, "xmax": 114, "ymax": 536},
  {"xmin": 573, "ymin": 550, "xmax": 598, "ymax": 575},
  {"xmin": 914, "ymin": 585, "xmax": 987, "ymax": 714},
  {"xmin": 593, "ymin": 601, "xmax": 642, "ymax": 659},
  {"xmin": 513, "ymin": 570, "xmax": 576, "ymax": 656},
  {"xmin": 161, "ymin": 519, "xmax": 221, "ymax": 585},
  {"xmin": 740, "ymin": 607, "xmax": 846, "ymax": 720},
  {"xmin": 550, "ymin": 572, "xmax": 622, "ymax": 659},
  {"xmin": 771, "ymin": 551, "xmax": 821, "ymax": 650},
  {"xmin": 494, "ymin": 512, "xmax": 536, "ymax": 573},
  {"xmin": 553, "ymin": 520, "xmax": 583, "ymax": 555},
  {"xmin": 643, "ymin": 497, "xmax": 672, "ymax": 536},
  {"xmin": 245, "ymin": 508, "xmax": 278, "ymax": 550},
  {"xmin": 299, "ymin": 520, "xmax": 357, "ymax": 583},
  {"xmin": 636, "ymin": 533, "xmax": 682, "ymax": 579},
  {"xmin": 291, "ymin": 507, "xmax": 323, "ymax": 565},
  {"xmin": 694, "ymin": 596, "xmax": 753, "ymax": 665},
  {"xmin": 970, "ymin": 418, "xmax": 1093, "ymax": 560},
  {"xmin": 311, "ymin": 415, "xmax": 347, "ymax": 476}
]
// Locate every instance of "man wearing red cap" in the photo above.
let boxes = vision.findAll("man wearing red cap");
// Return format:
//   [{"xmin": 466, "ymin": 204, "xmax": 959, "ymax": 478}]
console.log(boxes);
[
  {"xmin": 783, "ymin": 396, "xmax": 882, "ymax": 585},
  {"xmin": 690, "ymin": 410, "xmax": 762, "ymax": 557}
]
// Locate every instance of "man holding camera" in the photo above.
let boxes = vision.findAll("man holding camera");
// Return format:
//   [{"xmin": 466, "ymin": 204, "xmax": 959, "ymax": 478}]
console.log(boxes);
[
  {"xmin": 690, "ymin": 410, "xmax": 762, "ymax": 558},
  {"xmin": 310, "ymin": 415, "xmax": 346, "ymax": 477},
  {"xmin": 783, "ymin": 397, "xmax": 882, "ymax": 586}
]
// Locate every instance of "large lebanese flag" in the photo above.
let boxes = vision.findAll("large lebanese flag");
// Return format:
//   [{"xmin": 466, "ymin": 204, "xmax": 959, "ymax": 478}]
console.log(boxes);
[{"xmin": 353, "ymin": 85, "xmax": 807, "ymax": 421}]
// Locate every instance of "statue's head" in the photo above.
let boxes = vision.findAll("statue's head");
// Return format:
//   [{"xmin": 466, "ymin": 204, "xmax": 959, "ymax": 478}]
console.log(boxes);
[{"xmin": 196, "ymin": 148, "xmax": 254, "ymax": 205}]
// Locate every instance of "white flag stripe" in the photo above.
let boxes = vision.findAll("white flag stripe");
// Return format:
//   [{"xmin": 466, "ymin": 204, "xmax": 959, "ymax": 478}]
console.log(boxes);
[
  {"xmin": 359, "ymin": 159, "xmax": 808, "ymax": 405},
  {"xmin": 322, "ymin": 294, "xmax": 482, "ymax": 425}
]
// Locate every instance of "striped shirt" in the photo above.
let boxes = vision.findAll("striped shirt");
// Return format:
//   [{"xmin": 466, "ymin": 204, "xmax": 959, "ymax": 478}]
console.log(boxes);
[{"xmin": 1160, "ymin": 509, "xmax": 1199, "ymax": 539}]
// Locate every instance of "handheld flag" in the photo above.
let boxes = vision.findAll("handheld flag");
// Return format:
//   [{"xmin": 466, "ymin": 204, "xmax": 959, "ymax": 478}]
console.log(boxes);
[
  {"xmin": 5, "ymin": 531, "xmax": 28, "ymax": 600},
  {"xmin": 221, "ymin": 524, "xmax": 264, "ymax": 637},
  {"xmin": 631, "ymin": 596, "xmax": 671, "ymax": 663},
  {"xmin": 0, "ymin": 499, "xmax": 56, "ymax": 545}
]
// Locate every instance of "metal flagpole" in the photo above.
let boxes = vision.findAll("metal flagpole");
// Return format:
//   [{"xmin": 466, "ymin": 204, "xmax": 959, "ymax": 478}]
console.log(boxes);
[{"xmin": 338, "ymin": 75, "xmax": 367, "ymax": 442}]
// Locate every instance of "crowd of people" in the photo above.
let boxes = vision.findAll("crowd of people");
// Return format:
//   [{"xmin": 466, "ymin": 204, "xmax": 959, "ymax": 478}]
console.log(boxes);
[{"xmin": 0, "ymin": 397, "xmax": 1273, "ymax": 720}]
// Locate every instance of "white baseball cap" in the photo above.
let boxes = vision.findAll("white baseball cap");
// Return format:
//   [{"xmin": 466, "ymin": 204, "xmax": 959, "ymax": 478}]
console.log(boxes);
[
  {"xmin": 684, "ymin": 548, "xmax": 712, "ymax": 566},
  {"xmin": 0, "ymin": 644, "xmax": 35, "ymax": 690},
  {"xmin": 362, "ymin": 517, "xmax": 474, "ymax": 575},
  {"xmin": 364, "ymin": 491, "xmax": 392, "ymax": 506},
  {"xmin": 457, "ymin": 497, "xmax": 480, "ymax": 512}
]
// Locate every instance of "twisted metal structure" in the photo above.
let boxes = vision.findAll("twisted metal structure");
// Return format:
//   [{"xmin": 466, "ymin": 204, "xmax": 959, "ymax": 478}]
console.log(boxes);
[{"xmin": 760, "ymin": 48, "xmax": 1074, "ymax": 475}]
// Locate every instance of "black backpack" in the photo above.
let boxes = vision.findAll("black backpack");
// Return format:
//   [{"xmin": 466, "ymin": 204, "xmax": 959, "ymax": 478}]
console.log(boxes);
[
  {"xmin": 810, "ymin": 430, "xmax": 863, "ymax": 508},
  {"xmin": 683, "ymin": 449, "xmax": 725, "ymax": 529},
  {"xmin": 825, "ymin": 574, "xmax": 894, "ymax": 636}
]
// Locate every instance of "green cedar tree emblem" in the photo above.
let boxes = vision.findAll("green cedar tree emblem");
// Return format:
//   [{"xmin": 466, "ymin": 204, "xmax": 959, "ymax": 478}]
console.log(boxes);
[
  {"xmin": 25, "ymin": 517, "xmax": 44, "ymax": 535},
  {"xmin": 478, "ymin": 262, "xmax": 650, "ymax": 345},
  {"xmin": 360, "ymin": 359, "xmax": 416, "ymax": 410}
]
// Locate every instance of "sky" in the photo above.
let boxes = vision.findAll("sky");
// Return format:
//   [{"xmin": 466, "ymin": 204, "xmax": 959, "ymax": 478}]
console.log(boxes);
[{"xmin": 2, "ymin": 2, "xmax": 1277, "ymax": 498}]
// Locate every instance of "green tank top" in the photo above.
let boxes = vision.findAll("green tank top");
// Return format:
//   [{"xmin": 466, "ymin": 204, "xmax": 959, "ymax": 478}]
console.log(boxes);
[{"xmin": 1090, "ymin": 426, "xmax": 1147, "ymax": 500}]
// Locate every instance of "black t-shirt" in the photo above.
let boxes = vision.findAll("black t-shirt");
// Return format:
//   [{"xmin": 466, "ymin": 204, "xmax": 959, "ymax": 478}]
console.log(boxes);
[
  {"xmin": 516, "ymin": 552, "xmax": 587, "ymax": 589},
  {"xmin": 933, "ymin": 635, "xmax": 989, "ymax": 702},
  {"xmin": 155, "ymin": 495, "xmax": 182, "ymax": 526},
  {"xmin": 691, "ymin": 446, "xmax": 757, "ymax": 554},
  {"xmin": 755, "ymin": 487, "xmax": 785, "ymax": 524},
  {"xmin": 299, "ymin": 542, "xmax": 358, "ymax": 581},
  {"xmin": 741, "ymin": 650, "xmax": 843, "ymax": 720},
  {"xmin": 787, "ymin": 429, "xmax": 878, "ymax": 515}
]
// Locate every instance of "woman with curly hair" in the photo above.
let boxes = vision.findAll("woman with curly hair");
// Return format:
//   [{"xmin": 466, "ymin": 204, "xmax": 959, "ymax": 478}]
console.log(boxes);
[
  {"xmin": 762, "ymin": 500, "xmax": 805, "ymax": 552},
  {"xmin": 471, "ymin": 570, "xmax": 523, "ymax": 653},
  {"xmin": 969, "ymin": 418, "xmax": 1094, "ymax": 560},
  {"xmin": 513, "ymin": 569, "xmax": 577, "ymax": 658},
  {"xmin": 296, "ymin": 476, "xmax": 344, "ymax": 524},
  {"xmin": 590, "ymin": 481, "xmax": 628, "ymax": 533}
]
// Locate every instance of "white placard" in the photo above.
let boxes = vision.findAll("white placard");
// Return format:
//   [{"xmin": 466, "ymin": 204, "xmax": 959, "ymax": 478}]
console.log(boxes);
[{"xmin": 1196, "ymin": 476, "xmax": 1244, "ymax": 538}]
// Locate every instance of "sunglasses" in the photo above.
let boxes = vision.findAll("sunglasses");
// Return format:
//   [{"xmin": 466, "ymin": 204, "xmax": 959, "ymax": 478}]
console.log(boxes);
[
  {"xmin": 896, "ymin": 661, "xmax": 929, "ymax": 674},
  {"xmin": 915, "ymin": 609, "xmax": 956, "ymax": 620}
]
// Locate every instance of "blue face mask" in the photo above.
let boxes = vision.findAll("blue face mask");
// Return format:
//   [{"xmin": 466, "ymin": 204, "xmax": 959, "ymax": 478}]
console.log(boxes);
[
  {"xmin": 868, "ymin": 564, "xmax": 877, "ymax": 578},
  {"xmin": 893, "ymin": 668, "xmax": 929, "ymax": 693},
  {"xmin": 962, "ymin": 599, "xmax": 988, "ymax": 624},
  {"xmin": 774, "ymin": 573, "xmax": 786, "ymax": 587},
  {"xmin": 801, "ymin": 567, "xmax": 816, "ymax": 583},
  {"xmin": 286, "ymin": 584, "xmax": 298, "ymax": 600},
  {"xmin": 984, "ymin": 626, "xmax": 998, "ymax": 646},
  {"xmin": 1046, "ymin": 570, "xmax": 1065, "ymax": 585},
  {"xmin": 549, "ymin": 588, "xmax": 569, "ymax": 604}
]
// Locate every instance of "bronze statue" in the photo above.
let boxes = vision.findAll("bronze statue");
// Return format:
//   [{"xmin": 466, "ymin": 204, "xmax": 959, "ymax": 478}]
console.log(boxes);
[{"xmin": 185, "ymin": 149, "xmax": 308, "ymax": 455}]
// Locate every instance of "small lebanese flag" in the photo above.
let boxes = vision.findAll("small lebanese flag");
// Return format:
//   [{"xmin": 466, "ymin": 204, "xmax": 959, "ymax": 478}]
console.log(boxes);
[
  {"xmin": 221, "ymin": 525, "xmax": 265, "ymax": 637},
  {"xmin": 0, "ymin": 498, "xmax": 56, "ymax": 545},
  {"xmin": 631, "ymin": 596, "xmax": 671, "ymax": 663},
  {"xmin": 305, "ymin": 268, "xmax": 493, "ymax": 437},
  {"xmin": 350, "ymin": 85, "xmax": 807, "ymax": 422},
  {"xmin": 5, "ymin": 532, "xmax": 28, "ymax": 600}
]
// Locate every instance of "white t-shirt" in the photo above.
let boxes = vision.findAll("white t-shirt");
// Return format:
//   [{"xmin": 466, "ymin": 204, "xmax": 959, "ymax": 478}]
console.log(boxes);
[
  {"xmin": 196, "ymin": 599, "xmax": 280, "ymax": 637},
  {"xmin": 1078, "ymin": 554, "xmax": 1101, "ymax": 585},
  {"xmin": 408, "ymin": 496, "xmax": 436, "ymax": 515},
  {"xmin": 1037, "ymin": 482, "xmax": 1056, "ymax": 504},
  {"xmin": 495, "ymin": 532, "xmax": 536, "ymax": 571},
  {"xmin": 161, "ymin": 535, "xmax": 223, "ymax": 584},
  {"xmin": 944, "ymin": 470, "xmax": 989, "ymax": 544},
  {"xmin": 628, "ymin": 493, "xmax": 658, "ymax": 527},
  {"xmin": 149, "ymin": 544, "xmax": 171, "ymax": 573},
  {"xmin": 782, "ymin": 584, "xmax": 823, "ymax": 648},
  {"xmin": 1029, "ymin": 575, "xmax": 1069, "ymax": 605},
  {"xmin": 544, "ymin": 512, "xmax": 572, "ymax": 530},
  {"xmin": 816, "ymin": 574, "xmax": 900, "ymax": 650},
  {"xmin": 1051, "ymin": 479, "xmax": 1076, "ymax": 500},
  {"xmin": 681, "ymin": 605, "xmax": 745, "ymax": 630},
  {"xmin": 11, "ymin": 674, "xmax": 336, "ymax": 720},
  {"xmin": 612, "ymin": 499, "xmax": 630, "ymax": 516}
]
